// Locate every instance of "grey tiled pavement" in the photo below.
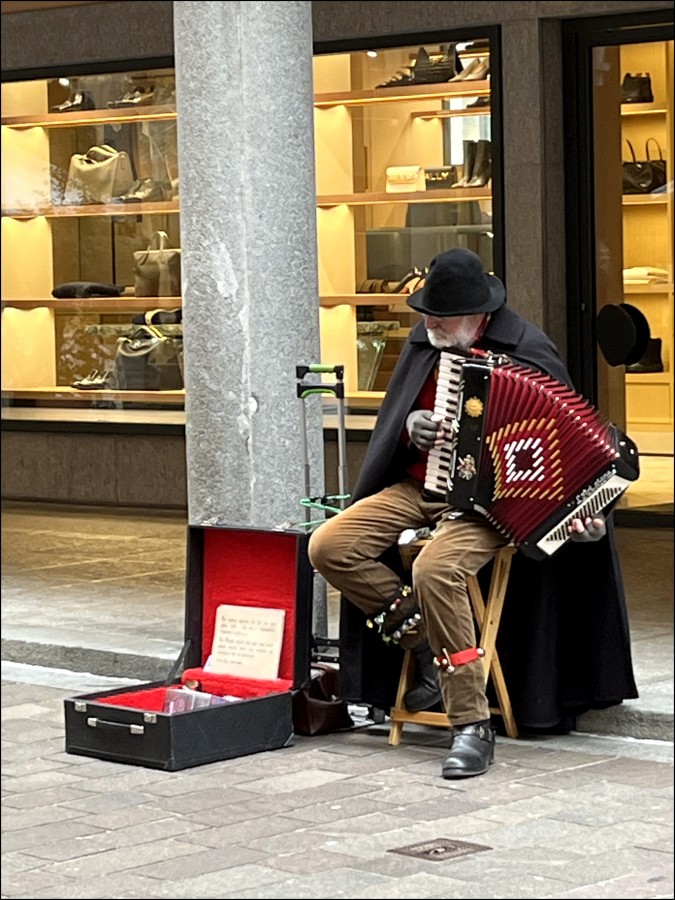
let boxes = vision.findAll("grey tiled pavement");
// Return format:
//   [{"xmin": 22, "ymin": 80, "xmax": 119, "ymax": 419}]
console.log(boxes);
[
  {"xmin": 1, "ymin": 502, "xmax": 674, "ymax": 898},
  {"xmin": 1, "ymin": 502, "xmax": 672, "ymax": 740},
  {"xmin": 1, "ymin": 673, "xmax": 673, "ymax": 900}
]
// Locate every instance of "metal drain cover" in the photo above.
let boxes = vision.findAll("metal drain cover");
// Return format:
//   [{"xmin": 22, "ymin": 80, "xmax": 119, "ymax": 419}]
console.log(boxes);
[{"xmin": 389, "ymin": 837, "xmax": 491, "ymax": 862}]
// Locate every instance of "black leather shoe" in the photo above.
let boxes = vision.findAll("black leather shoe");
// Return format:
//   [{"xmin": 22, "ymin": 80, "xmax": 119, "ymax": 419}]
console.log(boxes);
[
  {"xmin": 51, "ymin": 92, "xmax": 94, "ymax": 113},
  {"xmin": 113, "ymin": 179, "xmax": 165, "ymax": 203},
  {"xmin": 72, "ymin": 369, "xmax": 114, "ymax": 390},
  {"xmin": 442, "ymin": 723, "xmax": 495, "ymax": 779},
  {"xmin": 107, "ymin": 86, "xmax": 155, "ymax": 109},
  {"xmin": 376, "ymin": 69, "xmax": 415, "ymax": 89},
  {"xmin": 404, "ymin": 642, "xmax": 442, "ymax": 712}
]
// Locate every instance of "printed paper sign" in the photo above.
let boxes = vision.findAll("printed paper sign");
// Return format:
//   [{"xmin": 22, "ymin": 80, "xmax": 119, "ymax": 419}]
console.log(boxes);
[{"xmin": 208, "ymin": 604, "xmax": 285, "ymax": 680}]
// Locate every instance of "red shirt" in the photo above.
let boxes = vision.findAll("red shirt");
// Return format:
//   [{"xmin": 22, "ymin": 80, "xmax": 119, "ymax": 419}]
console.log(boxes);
[{"xmin": 403, "ymin": 368, "xmax": 438, "ymax": 483}]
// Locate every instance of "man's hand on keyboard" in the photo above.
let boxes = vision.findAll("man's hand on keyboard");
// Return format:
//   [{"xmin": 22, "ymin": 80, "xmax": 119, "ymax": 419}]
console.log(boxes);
[
  {"xmin": 568, "ymin": 513, "xmax": 607, "ymax": 543},
  {"xmin": 405, "ymin": 410, "xmax": 445, "ymax": 451}
]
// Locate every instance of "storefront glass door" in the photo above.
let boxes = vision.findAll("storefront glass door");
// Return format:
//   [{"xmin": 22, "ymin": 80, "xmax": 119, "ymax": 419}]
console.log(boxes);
[{"xmin": 590, "ymin": 36, "xmax": 673, "ymax": 522}]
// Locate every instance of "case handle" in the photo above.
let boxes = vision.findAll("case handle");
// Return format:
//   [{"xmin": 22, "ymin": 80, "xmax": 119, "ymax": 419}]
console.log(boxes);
[{"xmin": 86, "ymin": 717, "xmax": 144, "ymax": 735}]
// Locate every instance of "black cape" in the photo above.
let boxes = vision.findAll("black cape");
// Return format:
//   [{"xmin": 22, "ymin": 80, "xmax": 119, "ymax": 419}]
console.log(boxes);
[{"xmin": 339, "ymin": 306, "xmax": 638, "ymax": 730}]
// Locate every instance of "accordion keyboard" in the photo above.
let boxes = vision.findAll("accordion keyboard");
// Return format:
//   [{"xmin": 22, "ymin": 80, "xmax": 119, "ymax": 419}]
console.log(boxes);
[
  {"xmin": 423, "ymin": 352, "xmax": 465, "ymax": 499},
  {"xmin": 535, "ymin": 473, "xmax": 631, "ymax": 556}
]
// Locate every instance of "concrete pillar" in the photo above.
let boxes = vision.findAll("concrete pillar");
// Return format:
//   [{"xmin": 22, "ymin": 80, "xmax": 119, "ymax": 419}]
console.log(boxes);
[
  {"xmin": 173, "ymin": 1, "xmax": 324, "ymax": 529},
  {"xmin": 501, "ymin": 18, "xmax": 567, "ymax": 355}
]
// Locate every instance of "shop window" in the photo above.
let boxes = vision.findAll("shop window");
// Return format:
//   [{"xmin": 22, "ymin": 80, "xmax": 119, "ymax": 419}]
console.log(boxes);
[
  {"xmin": 618, "ymin": 41, "xmax": 674, "ymax": 446},
  {"xmin": 1, "ymin": 67, "xmax": 183, "ymax": 421},
  {"xmin": 313, "ymin": 39, "xmax": 500, "ymax": 409},
  {"xmin": 2, "ymin": 43, "xmax": 502, "ymax": 423}
]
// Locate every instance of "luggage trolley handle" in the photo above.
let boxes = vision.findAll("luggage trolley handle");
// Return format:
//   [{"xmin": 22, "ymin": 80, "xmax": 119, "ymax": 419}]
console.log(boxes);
[{"xmin": 296, "ymin": 364, "xmax": 349, "ymax": 516}]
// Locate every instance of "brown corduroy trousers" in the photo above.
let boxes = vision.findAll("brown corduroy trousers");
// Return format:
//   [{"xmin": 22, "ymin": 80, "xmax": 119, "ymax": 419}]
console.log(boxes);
[{"xmin": 308, "ymin": 479, "xmax": 508, "ymax": 726}]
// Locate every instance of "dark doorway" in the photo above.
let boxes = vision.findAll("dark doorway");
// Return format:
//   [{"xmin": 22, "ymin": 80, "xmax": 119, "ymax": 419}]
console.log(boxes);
[{"xmin": 563, "ymin": 10, "xmax": 674, "ymax": 528}]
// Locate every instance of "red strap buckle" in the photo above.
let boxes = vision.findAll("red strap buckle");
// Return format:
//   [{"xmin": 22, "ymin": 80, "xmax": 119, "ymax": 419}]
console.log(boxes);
[
  {"xmin": 435, "ymin": 646, "xmax": 484, "ymax": 673},
  {"xmin": 450, "ymin": 647, "xmax": 484, "ymax": 667}
]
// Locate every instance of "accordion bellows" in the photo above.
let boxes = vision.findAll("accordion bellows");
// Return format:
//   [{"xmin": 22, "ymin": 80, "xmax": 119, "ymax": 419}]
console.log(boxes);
[{"xmin": 427, "ymin": 353, "xmax": 640, "ymax": 559}]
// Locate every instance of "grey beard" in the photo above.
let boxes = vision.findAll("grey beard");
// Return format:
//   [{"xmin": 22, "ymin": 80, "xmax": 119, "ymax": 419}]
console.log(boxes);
[{"xmin": 426, "ymin": 330, "xmax": 474, "ymax": 351}]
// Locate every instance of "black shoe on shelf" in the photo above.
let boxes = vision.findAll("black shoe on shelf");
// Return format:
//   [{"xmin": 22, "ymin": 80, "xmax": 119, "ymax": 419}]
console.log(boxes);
[
  {"xmin": 377, "ymin": 46, "xmax": 461, "ymax": 89},
  {"xmin": 392, "ymin": 267, "xmax": 425, "ymax": 295},
  {"xmin": 72, "ymin": 369, "xmax": 114, "ymax": 390},
  {"xmin": 51, "ymin": 92, "xmax": 94, "ymax": 113},
  {"xmin": 466, "ymin": 96, "xmax": 490, "ymax": 109},
  {"xmin": 626, "ymin": 338, "xmax": 664, "ymax": 373},
  {"xmin": 112, "ymin": 179, "xmax": 166, "ymax": 203},
  {"xmin": 411, "ymin": 44, "xmax": 461, "ymax": 85},
  {"xmin": 463, "ymin": 39, "xmax": 490, "ymax": 53},
  {"xmin": 442, "ymin": 722, "xmax": 495, "ymax": 779},
  {"xmin": 376, "ymin": 69, "xmax": 415, "ymax": 89},
  {"xmin": 107, "ymin": 86, "xmax": 155, "ymax": 109}
]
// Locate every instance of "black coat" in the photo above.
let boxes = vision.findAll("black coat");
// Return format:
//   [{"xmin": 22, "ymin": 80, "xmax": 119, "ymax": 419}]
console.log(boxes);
[{"xmin": 339, "ymin": 306, "xmax": 638, "ymax": 730}]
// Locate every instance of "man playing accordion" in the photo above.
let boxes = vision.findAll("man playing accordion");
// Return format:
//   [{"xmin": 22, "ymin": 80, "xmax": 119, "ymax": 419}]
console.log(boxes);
[{"xmin": 309, "ymin": 248, "xmax": 638, "ymax": 780}]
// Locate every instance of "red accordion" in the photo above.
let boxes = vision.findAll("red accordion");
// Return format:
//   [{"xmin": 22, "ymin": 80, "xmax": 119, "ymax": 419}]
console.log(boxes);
[{"xmin": 428, "ymin": 352, "xmax": 640, "ymax": 560}]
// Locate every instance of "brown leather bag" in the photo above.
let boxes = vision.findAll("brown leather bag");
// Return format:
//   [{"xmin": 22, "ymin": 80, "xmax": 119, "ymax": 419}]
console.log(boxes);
[
  {"xmin": 133, "ymin": 230, "xmax": 182, "ymax": 297},
  {"xmin": 63, "ymin": 145, "xmax": 134, "ymax": 204},
  {"xmin": 292, "ymin": 663, "xmax": 354, "ymax": 736}
]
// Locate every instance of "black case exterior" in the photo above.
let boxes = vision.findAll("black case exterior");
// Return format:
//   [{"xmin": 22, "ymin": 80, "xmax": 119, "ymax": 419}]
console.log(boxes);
[
  {"xmin": 63, "ymin": 681, "xmax": 294, "ymax": 770},
  {"xmin": 64, "ymin": 526, "xmax": 313, "ymax": 771}
]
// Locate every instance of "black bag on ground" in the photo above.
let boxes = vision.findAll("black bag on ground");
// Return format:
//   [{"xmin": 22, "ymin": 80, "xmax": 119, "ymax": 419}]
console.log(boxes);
[{"xmin": 292, "ymin": 663, "xmax": 354, "ymax": 736}]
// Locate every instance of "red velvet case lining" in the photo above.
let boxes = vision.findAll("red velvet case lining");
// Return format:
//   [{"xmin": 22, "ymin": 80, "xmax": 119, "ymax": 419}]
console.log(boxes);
[
  {"xmin": 97, "ymin": 529, "xmax": 300, "ymax": 712},
  {"xmin": 96, "ymin": 680, "xmax": 283, "ymax": 713}
]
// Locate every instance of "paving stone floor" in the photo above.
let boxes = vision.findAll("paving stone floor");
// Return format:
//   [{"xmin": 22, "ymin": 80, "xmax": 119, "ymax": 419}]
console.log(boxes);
[
  {"xmin": 1, "ymin": 502, "xmax": 674, "ymax": 899},
  {"xmin": 1, "ymin": 673, "xmax": 673, "ymax": 900},
  {"xmin": 1, "ymin": 502, "xmax": 672, "ymax": 740}
]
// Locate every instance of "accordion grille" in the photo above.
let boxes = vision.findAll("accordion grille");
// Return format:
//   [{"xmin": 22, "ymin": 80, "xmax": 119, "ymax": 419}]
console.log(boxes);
[
  {"xmin": 480, "ymin": 362, "xmax": 619, "ymax": 545},
  {"xmin": 536, "ymin": 475, "xmax": 628, "ymax": 555}
]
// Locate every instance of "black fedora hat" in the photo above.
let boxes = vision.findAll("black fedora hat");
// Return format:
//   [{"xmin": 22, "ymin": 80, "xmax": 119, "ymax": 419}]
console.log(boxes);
[
  {"xmin": 596, "ymin": 302, "xmax": 650, "ymax": 367},
  {"xmin": 407, "ymin": 248, "xmax": 505, "ymax": 317}
]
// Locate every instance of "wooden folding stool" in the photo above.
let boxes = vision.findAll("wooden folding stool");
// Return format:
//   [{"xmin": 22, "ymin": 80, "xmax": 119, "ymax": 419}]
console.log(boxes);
[{"xmin": 388, "ymin": 542, "xmax": 518, "ymax": 745}]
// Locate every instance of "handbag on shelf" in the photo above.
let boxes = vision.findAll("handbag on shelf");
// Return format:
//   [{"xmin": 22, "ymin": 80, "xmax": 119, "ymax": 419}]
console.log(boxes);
[
  {"xmin": 622, "ymin": 139, "xmax": 668, "ymax": 195},
  {"xmin": 63, "ymin": 145, "xmax": 134, "ymax": 204},
  {"xmin": 385, "ymin": 165, "xmax": 426, "ymax": 193},
  {"xmin": 292, "ymin": 663, "xmax": 354, "ymax": 736},
  {"xmin": 424, "ymin": 166, "xmax": 458, "ymax": 189},
  {"xmin": 644, "ymin": 137, "xmax": 667, "ymax": 184},
  {"xmin": 133, "ymin": 231, "xmax": 182, "ymax": 298},
  {"xmin": 621, "ymin": 72, "xmax": 654, "ymax": 104},
  {"xmin": 113, "ymin": 324, "xmax": 184, "ymax": 391}
]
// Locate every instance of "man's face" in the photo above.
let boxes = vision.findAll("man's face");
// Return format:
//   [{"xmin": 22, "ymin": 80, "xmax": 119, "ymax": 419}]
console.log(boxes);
[{"xmin": 423, "ymin": 313, "xmax": 485, "ymax": 350}]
